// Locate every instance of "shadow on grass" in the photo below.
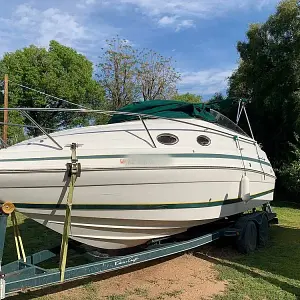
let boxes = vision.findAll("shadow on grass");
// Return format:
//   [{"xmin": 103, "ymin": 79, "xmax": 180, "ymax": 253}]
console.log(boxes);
[
  {"xmin": 3, "ymin": 217, "xmax": 61, "ymax": 265},
  {"xmin": 194, "ymin": 252, "xmax": 300, "ymax": 297},
  {"xmin": 2, "ymin": 216, "xmax": 90, "ymax": 267},
  {"xmin": 195, "ymin": 223, "xmax": 300, "ymax": 297},
  {"xmin": 272, "ymin": 200, "xmax": 300, "ymax": 209}
]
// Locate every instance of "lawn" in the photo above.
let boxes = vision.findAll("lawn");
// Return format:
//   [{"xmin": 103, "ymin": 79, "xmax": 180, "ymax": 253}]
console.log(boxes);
[
  {"xmin": 200, "ymin": 203, "xmax": 300, "ymax": 300},
  {"xmin": 2, "ymin": 202, "xmax": 300, "ymax": 299}
]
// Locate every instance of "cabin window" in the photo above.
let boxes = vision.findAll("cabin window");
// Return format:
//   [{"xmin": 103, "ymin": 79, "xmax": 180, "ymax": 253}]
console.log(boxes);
[
  {"xmin": 197, "ymin": 135, "xmax": 211, "ymax": 146},
  {"xmin": 157, "ymin": 133, "xmax": 179, "ymax": 145}
]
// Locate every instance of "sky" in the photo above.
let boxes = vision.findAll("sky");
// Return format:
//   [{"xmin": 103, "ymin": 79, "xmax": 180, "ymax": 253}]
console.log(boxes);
[{"xmin": 0, "ymin": 0, "xmax": 281, "ymax": 100}]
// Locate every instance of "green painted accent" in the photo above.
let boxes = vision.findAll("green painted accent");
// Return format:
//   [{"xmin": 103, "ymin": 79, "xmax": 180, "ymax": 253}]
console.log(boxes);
[
  {"xmin": 249, "ymin": 189, "xmax": 274, "ymax": 199},
  {"xmin": 15, "ymin": 189, "xmax": 274, "ymax": 211},
  {"xmin": 0, "ymin": 153, "xmax": 272, "ymax": 167},
  {"xmin": 170, "ymin": 153, "xmax": 271, "ymax": 166}
]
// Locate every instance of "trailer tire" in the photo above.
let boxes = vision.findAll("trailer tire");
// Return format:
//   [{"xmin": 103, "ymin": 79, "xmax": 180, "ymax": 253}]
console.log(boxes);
[
  {"xmin": 258, "ymin": 214, "xmax": 269, "ymax": 248},
  {"xmin": 236, "ymin": 220, "xmax": 257, "ymax": 254}
]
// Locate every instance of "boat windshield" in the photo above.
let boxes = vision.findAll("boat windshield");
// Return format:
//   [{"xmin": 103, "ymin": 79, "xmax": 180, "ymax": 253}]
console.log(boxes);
[{"xmin": 210, "ymin": 109, "xmax": 249, "ymax": 137}]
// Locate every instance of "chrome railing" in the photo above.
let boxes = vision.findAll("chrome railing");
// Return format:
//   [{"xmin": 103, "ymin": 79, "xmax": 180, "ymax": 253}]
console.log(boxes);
[{"xmin": 0, "ymin": 105, "xmax": 255, "ymax": 150}]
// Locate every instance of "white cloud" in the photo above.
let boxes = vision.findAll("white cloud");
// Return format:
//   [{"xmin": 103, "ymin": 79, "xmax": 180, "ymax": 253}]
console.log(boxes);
[
  {"xmin": 76, "ymin": 0, "xmax": 96, "ymax": 9},
  {"xmin": 178, "ymin": 67, "xmax": 236, "ymax": 95},
  {"xmin": 158, "ymin": 16, "xmax": 177, "ymax": 25},
  {"xmin": 176, "ymin": 19, "xmax": 195, "ymax": 31},
  {"xmin": 7, "ymin": 4, "xmax": 85, "ymax": 48},
  {"xmin": 119, "ymin": 0, "xmax": 279, "ymax": 18},
  {"xmin": 112, "ymin": 0, "xmax": 279, "ymax": 31},
  {"xmin": 158, "ymin": 15, "xmax": 194, "ymax": 32},
  {"xmin": 0, "ymin": 3, "xmax": 118, "ymax": 60}
]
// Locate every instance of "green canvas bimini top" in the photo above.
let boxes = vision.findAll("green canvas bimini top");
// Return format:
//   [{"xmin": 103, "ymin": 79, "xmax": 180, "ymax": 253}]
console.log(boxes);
[{"xmin": 108, "ymin": 100, "xmax": 217, "ymax": 124}]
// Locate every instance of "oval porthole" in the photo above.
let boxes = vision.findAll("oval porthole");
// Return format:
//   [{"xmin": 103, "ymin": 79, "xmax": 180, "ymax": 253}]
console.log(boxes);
[
  {"xmin": 157, "ymin": 133, "xmax": 179, "ymax": 145},
  {"xmin": 197, "ymin": 135, "xmax": 211, "ymax": 146}
]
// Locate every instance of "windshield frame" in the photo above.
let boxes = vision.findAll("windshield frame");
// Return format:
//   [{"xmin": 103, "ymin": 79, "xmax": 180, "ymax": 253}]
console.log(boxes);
[{"xmin": 209, "ymin": 109, "xmax": 250, "ymax": 138}]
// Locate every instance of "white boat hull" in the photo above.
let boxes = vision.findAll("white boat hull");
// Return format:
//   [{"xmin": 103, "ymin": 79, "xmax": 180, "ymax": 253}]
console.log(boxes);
[{"xmin": 0, "ymin": 118, "xmax": 276, "ymax": 249}]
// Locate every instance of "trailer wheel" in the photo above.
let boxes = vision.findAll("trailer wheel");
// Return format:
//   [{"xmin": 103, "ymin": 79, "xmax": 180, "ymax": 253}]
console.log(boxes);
[
  {"xmin": 236, "ymin": 220, "xmax": 257, "ymax": 254},
  {"xmin": 258, "ymin": 214, "xmax": 269, "ymax": 248}
]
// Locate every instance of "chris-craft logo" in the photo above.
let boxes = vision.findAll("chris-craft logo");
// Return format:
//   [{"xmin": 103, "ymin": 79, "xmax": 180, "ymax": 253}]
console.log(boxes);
[{"xmin": 114, "ymin": 257, "xmax": 139, "ymax": 266}]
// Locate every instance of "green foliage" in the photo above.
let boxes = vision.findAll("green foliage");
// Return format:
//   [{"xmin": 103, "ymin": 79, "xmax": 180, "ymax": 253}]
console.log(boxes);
[
  {"xmin": 227, "ymin": 0, "xmax": 300, "ymax": 194},
  {"xmin": 208, "ymin": 92, "xmax": 226, "ymax": 103},
  {"xmin": 172, "ymin": 92, "xmax": 202, "ymax": 103},
  {"xmin": 0, "ymin": 40, "xmax": 105, "ymax": 139},
  {"xmin": 207, "ymin": 93, "xmax": 228, "ymax": 111},
  {"xmin": 279, "ymin": 134, "xmax": 300, "ymax": 195}
]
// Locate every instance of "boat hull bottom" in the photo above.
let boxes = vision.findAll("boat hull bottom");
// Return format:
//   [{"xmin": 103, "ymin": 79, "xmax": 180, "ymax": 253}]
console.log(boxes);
[{"xmin": 18, "ymin": 198, "xmax": 271, "ymax": 250}]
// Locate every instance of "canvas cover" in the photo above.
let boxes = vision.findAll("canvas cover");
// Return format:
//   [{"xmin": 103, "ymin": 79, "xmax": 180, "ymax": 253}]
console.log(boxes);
[{"xmin": 108, "ymin": 100, "xmax": 218, "ymax": 124}]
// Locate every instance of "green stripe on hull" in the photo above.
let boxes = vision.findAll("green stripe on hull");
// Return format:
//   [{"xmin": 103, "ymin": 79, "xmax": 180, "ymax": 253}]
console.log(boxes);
[
  {"xmin": 0, "ymin": 153, "xmax": 272, "ymax": 166},
  {"xmin": 171, "ymin": 153, "xmax": 271, "ymax": 166},
  {"xmin": 15, "ymin": 189, "xmax": 274, "ymax": 211}
]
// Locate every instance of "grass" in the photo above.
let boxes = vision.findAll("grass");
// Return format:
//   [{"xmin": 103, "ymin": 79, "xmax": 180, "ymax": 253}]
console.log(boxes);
[
  {"xmin": 3, "ymin": 212, "xmax": 91, "ymax": 268},
  {"xmin": 106, "ymin": 295, "xmax": 127, "ymax": 300},
  {"xmin": 132, "ymin": 288, "xmax": 149, "ymax": 297},
  {"xmin": 161, "ymin": 290, "xmax": 183, "ymax": 298},
  {"xmin": 207, "ymin": 204, "xmax": 300, "ymax": 300},
  {"xmin": 105, "ymin": 288, "xmax": 149, "ymax": 300},
  {"xmin": 2, "ymin": 212, "xmax": 61, "ymax": 265}
]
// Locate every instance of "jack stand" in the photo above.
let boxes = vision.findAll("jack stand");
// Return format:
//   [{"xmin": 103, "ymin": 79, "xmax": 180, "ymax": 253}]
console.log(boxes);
[
  {"xmin": 1, "ymin": 202, "xmax": 26, "ymax": 263},
  {"xmin": 11, "ymin": 211, "xmax": 26, "ymax": 263},
  {"xmin": 59, "ymin": 143, "xmax": 80, "ymax": 282}
]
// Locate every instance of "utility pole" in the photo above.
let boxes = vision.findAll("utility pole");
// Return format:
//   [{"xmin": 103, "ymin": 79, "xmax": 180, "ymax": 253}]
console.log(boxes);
[{"xmin": 3, "ymin": 74, "xmax": 8, "ymax": 144}]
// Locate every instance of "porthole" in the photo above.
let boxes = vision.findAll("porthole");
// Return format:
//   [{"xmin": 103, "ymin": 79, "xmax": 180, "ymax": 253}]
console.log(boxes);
[
  {"xmin": 197, "ymin": 135, "xmax": 211, "ymax": 146},
  {"xmin": 157, "ymin": 133, "xmax": 179, "ymax": 145}
]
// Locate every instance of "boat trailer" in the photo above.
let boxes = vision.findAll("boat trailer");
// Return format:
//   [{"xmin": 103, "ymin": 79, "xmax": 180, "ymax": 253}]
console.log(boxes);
[
  {"xmin": 0, "ymin": 207, "xmax": 278, "ymax": 299},
  {"xmin": 0, "ymin": 144, "xmax": 278, "ymax": 299}
]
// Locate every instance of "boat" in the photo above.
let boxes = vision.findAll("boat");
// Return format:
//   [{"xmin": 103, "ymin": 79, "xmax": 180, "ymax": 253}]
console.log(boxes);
[{"xmin": 0, "ymin": 99, "xmax": 276, "ymax": 250}]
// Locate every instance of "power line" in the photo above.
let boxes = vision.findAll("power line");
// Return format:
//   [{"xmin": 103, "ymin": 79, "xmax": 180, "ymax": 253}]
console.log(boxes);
[{"xmin": 9, "ymin": 80, "xmax": 90, "ymax": 109}]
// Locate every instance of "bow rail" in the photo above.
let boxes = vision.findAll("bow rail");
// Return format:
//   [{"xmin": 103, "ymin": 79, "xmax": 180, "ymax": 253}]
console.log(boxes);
[{"xmin": 0, "ymin": 100, "xmax": 253, "ymax": 150}]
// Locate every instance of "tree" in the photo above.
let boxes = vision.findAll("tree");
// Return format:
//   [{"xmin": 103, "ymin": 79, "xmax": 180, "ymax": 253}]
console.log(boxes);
[
  {"xmin": 208, "ymin": 92, "xmax": 226, "ymax": 103},
  {"xmin": 97, "ymin": 37, "xmax": 139, "ymax": 109},
  {"xmin": 227, "ymin": 0, "xmax": 300, "ymax": 168},
  {"xmin": 137, "ymin": 49, "xmax": 180, "ymax": 100},
  {"xmin": 97, "ymin": 37, "xmax": 181, "ymax": 107},
  {"xmin": 0, "ymin": 40, "xmax": 105, "ymax": 139},
  {"xmin": 279, "ymin": 133, "xmax": 300, "ymax": 196},
  {"xmin": 172, "ymin": 92, "xmax": 202, "ymax": 103}
]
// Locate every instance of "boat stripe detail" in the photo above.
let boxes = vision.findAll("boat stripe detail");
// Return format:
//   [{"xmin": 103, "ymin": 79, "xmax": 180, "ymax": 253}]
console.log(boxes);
[
  {"xmin": 14, "ymin": 189, "xmax": 274, "ymax": 211},
  {"xmin": 0, "ymin": 165, "xmax": 276, "ymax": 179},
  {"xmin": 0, "ymin": 153, "xmax": 272, "ymax": 166},
  {"xmin": 171, "ymin": 153, "xmax": 271, "ymax": 166}
]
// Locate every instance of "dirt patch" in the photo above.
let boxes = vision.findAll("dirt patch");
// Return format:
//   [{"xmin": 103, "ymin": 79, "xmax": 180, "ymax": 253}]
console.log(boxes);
[{"xmin": 39, "ymin": 253, "xmax": 227, "ymax": 300}]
